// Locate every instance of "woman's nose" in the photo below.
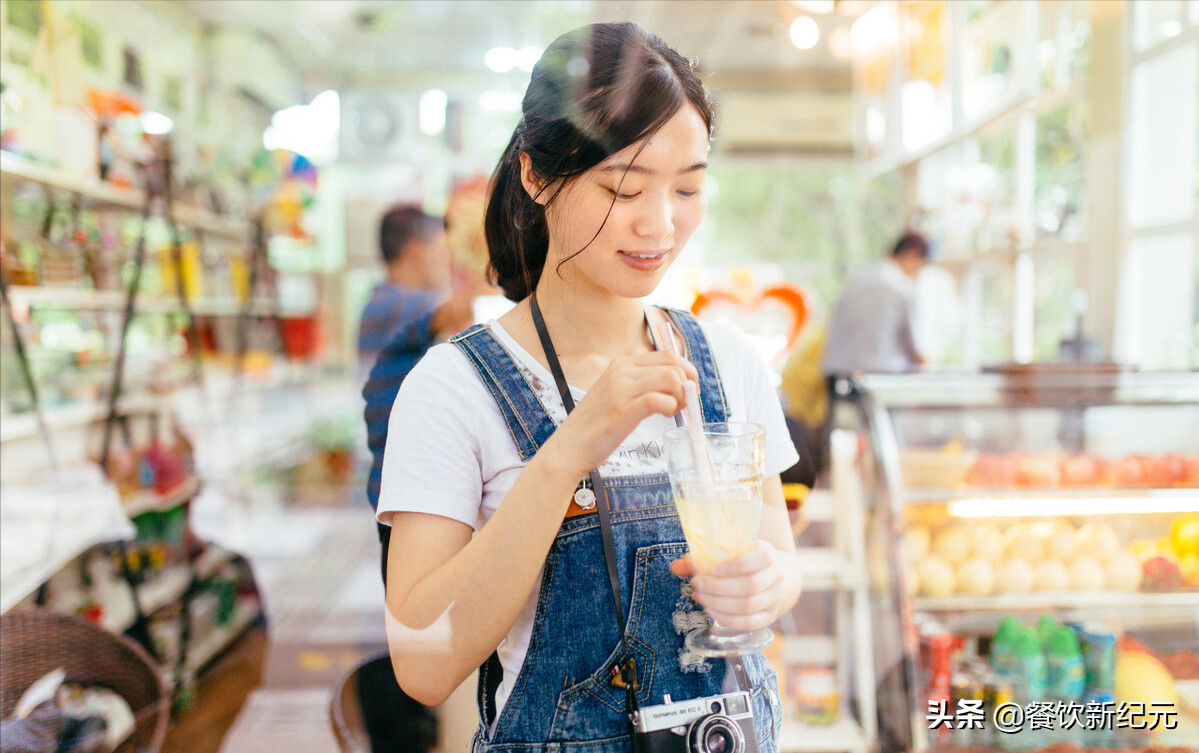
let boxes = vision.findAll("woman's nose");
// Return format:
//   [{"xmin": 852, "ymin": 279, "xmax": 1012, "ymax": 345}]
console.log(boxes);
[{"xmin": 633, "ymin": 193, "xmax": 673, "ymax": 241}]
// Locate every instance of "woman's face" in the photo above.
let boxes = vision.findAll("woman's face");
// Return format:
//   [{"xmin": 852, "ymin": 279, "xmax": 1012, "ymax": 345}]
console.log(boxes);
[{"xmin": 533, "ymin": 104, "xmax": 711, "ymax": 300}]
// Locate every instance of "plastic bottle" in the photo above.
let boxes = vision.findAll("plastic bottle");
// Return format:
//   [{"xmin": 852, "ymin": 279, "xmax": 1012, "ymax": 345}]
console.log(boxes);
[
  {"xmin": 1036, "ymin": 614, "xmax": 1058, "ymax": 645},
  {"xmin": 989, "ymin": 615, "xmax": 1022, "ymax": 677},
  {"xmin": 1047, "ymin": 625, "xmax": 1086, "ymax": 702},
  {"xmin": 1012, "ymin": 626, "xmax": 1049, "ymax": 702}
]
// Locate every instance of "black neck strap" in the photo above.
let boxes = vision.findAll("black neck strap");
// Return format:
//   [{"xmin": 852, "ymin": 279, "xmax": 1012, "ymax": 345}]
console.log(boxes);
[{"xmin": 529, "ymin": 290, "xmax": 640, "ymax": 714}]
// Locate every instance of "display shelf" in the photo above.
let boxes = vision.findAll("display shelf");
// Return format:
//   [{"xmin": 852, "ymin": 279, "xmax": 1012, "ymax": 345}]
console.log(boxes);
[
  {"xmin": 901, "ymin": 484, "xmax": 1194, "ymax": 503},
  {"xmin": 779, "ymin": 716, "xmax": 869, "ymax": 753},
  {"xmin": 0, "ymin": 150, "xmax": 251, "ymax": 241},
  {"xmin": 122, "ymin": 476, "xmax": 203, "ymax": 517},
  {"xmin": 4, "ymin": 285, "xmax": 276, "ymax": 317},
  {"xmin": 0, "ymin": 517, "xmax": 135, "ymax": 613},
  {"xmin": 796, "ymin": 549, "xmax": 866, "ymax": 590},
  {"xmin": 915, "ymin": 590, "xmax": 1199, "ymax": 614},
  {"xmin": 182, "ymin": 598, "xmax": 260, "ymax": 675},
  {"xmin": 136, "ymin": 566, "xmax": 193, "ymax": 619},
  {"xmin": 0, "ymin": 393, "xmax": 162, "ymax": 443},
  {"xmin": 192, "ymin": 543, "xmax": 238, "ymax": 581},
  {"xmin": 782, "ymin": 634, "xmax": 837, "ymax": 666}
]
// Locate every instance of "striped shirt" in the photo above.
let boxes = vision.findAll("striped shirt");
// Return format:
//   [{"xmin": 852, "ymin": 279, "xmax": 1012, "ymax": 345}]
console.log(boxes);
[{"xmin": 359, "ymin": 284, "xmax": 441, "ymax": 509}]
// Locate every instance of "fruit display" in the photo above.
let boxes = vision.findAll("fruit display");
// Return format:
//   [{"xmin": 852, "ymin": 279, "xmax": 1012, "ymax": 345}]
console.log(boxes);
[
  {"xmin": 904, "ymin": 516, "xmax": 1199, "ymax": 598},
  {"xmin": 955, "ymin": 451, "xmax": 1199, "ymax": 489}
]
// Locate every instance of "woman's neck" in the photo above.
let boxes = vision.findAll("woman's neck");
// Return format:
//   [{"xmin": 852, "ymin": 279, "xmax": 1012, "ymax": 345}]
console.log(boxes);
[{"xmin": 531, "ymin": 282, "xmax": 650, "ymax": 358}]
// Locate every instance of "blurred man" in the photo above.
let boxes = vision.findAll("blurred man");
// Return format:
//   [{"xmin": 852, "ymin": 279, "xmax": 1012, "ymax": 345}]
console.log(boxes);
[
  {"xmin": 359, "ymin": 206, "xmax": 479, "ymax": 582},
  {"xmin": 823, "ymin": 231, "xmax": 928, "ymax": 377}
]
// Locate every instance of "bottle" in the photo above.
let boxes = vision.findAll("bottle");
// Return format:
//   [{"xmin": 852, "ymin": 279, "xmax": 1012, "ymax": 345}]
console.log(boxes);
[
  {"xmin": 1036, "ymin": 614, "xmax": 1058, "ymax": 645},
  {"xmin": 989, "ymin": 615, "xmax": 1022, "ymax": 677},
  {"xmin": 1013, "ymin": 626, "xmax": 1048, "ymax": 703},
  {"xmin": 1047, "ymin": 626, "xmax": 1086, "ymax": 702}
]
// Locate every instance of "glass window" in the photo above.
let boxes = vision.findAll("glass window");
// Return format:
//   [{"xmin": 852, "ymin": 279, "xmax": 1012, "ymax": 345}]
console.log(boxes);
[
  {"xmin": 1034, "ymin": 102, "xmax": 1087, "ymax": 242},
  {"xmin": 1036, "ymin": 0, "xmax": 1091, "ymax": 91},
  {"xmin": 1032, "ymin": 252, "xmax": 1077, "ymax": 361},
  {"xmin": 1129, "ymin": 42, "xmax": 1198, "ymax": 227},
  {"xmin": 852, "ymin": 3, "xmax": 899, "ymax": 160},
  {"xmin": 976, "ymin": 260, "xmax": 1013, "ymax": 364},
  {"xmin": 961, "ymin": 0, "xmax": 1027, "ymax": 122},
  {"xmin": 901, "ymin": 1, "xmax": 951, "ymax": 152},
  {"xmin": 1133, "ymin": 0, "xmax": 1188, "ymax": 52},
  {"xmin": 962, "ymin": 127, "xmax": 1018, "ymax": 251},
  {"xmin": 1120, "ymin": 234, "xmax": 1197, "ymax": 369}
]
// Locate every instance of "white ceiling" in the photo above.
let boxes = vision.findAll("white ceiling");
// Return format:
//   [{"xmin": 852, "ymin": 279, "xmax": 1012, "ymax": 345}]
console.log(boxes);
[{"xmin": 177, "ymin": 0, "xmax": 861, "ymax": 93}]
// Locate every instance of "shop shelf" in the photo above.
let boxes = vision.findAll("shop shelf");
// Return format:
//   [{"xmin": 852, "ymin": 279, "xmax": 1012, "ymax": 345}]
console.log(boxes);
[
  {"xmin": 4, "ymin": 285, "xmax": 276, "ymax": 317},
  {"xmin": 779, "ymin": 715, "xmax": 869, "ymax": 753},
  {"xmin": 182, "ymin": 598, "xmax": 261, "ymax": 675},
  {"xmin": 123, "ymin": 476, "xmax": 203, "ymax": 517},
  {"xmin": 914, "ymin": 590, "xmax": 1199, "ymax": 632},
  {"xmin": 1, "ymin": 150, "xmax": 251, "ymax": 241},
  {"xmin": 136, "ymin": 566, "xmax": 194, "ymax": 618},
  {"xmin": 0, "ymin": 393, "xmax": 163, "ymax": 443},
  {"xmin": 782, "ymin": 634, "xmax": 838, "ymax": 666},
  {"xmin": 795, "ymin": 549, "xmax": 866, "ymax": 590},
  {"xmin": 903, "ymin": 486, "xmax": 1199, "ymax": 504}
]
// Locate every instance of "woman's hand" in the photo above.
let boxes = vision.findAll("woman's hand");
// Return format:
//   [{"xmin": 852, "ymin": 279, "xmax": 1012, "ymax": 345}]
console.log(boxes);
[
  {"xmin": 543, "ymin": 351, "xmax": 698, "ymax": 479},
  {"xmin": 670, "ymin": 541, "xmax": 790, "ymax": 631}
]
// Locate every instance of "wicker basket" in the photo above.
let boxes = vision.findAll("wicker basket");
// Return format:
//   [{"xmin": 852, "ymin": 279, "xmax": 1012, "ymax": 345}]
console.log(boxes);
[{"xmin": 0, "ymin": 607, "xmax": 170, "ymax": 753}]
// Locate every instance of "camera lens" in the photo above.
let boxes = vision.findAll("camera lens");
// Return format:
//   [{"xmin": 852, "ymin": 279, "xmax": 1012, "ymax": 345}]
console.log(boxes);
[{"xmin": 688, "ymin": 714, "xmax": 744, "ymax": 753}]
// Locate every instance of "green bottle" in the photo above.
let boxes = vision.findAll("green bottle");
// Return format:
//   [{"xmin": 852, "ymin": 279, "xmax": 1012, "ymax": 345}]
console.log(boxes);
[
  {"xmin": 1047, "ymin": 626, "xmax": 1086, "ymax": 701},
  {"xmin": 1013, "ymin": 626, "xmax": 1049, "ymax": 702},
  {"xmin": 1036, "ymin": 614, "xmax": 1058, "ymax": 645},
  {"xmin": 989, "ymin": 615, "xmax": 1022, "ymax": 676}
]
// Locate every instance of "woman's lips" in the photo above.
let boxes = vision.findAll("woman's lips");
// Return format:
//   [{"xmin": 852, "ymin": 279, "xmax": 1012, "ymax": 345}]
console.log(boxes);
[{"xmin": 618, "ymin": 250, "xmax": 669, "ymax": 272}]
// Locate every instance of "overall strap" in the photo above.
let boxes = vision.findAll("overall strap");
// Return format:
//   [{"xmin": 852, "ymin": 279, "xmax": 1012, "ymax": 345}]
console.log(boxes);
[
  {"xmin": 449, "ymin": 323, "xmax": 557, "ymax": 462},
  {"xmin": 663, "ymin": 308, "xmax": 731, "ymax": 424}
]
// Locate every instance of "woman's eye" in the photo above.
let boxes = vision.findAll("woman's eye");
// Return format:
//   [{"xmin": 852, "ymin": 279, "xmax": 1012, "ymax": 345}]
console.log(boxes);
[
  {"xmin": 604, "ymin": 187, "xmax": 640, "ymax": 200},
  {"xmin": 677, "ymin": 188, "xmax": 701, "ymax": 198}
]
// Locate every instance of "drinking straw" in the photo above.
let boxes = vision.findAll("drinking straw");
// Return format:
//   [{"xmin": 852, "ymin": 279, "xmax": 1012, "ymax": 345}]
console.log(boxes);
[{"xmin": 657, "ymin": 322, "xmax": 719, "ymax": 499}]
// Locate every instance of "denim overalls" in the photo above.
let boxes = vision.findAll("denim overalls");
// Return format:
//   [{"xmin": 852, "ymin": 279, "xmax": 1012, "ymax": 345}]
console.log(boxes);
[{"xmin": 451, "ymin": 309, "xmax": 782, "ymax": 753}]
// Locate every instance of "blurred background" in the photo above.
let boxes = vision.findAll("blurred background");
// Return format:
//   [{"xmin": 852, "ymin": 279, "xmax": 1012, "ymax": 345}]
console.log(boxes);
[{"xmin": 0, "ymin": 2, "xmax": 1196, "ymax": 753}]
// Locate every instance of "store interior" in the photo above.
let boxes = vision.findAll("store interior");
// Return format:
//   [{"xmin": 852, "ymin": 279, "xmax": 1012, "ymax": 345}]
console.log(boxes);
[{"xmin": 0, "ymin": 1, "xmax": 1197, "ymax": 753}]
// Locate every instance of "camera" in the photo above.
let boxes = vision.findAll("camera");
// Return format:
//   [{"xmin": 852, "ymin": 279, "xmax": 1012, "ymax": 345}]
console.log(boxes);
[{"xmin": 631, "ymin": 690, "xmax": 759, "ymax": 753}]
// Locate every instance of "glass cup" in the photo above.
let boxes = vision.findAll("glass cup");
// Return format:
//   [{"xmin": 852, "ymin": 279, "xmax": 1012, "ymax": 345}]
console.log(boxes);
[{"xmin": 664, "ymin": 421, "xmax": 774, "ymax": 657}]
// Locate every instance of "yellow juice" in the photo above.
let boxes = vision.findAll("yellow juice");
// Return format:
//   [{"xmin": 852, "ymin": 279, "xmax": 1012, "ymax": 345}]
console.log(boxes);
[{"xmin": 671, "ymin": 473, "xmax": 764, "ymax": 574}]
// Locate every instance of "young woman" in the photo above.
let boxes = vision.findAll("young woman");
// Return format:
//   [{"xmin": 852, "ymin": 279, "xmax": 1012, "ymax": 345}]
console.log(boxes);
[{"xmin": 377, "ymin": 22, "xmax": 802, "ymax": 752}]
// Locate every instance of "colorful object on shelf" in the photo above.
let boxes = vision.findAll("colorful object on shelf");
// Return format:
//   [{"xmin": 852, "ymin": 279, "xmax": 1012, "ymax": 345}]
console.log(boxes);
[
  {"xmin": 1114, "ymin": 649, "xmax": 1178, "ymax": 708},
  {"xmin": 793, "ymin": 667, "xmax": 839, "ymax": 725},
  {"xmin": 691, "ymin": 282, "xmax": 811, "ymax": 366},
  {"xmin": 963, "ymin": 450, "xmax": 1199, "ymax": 489}
]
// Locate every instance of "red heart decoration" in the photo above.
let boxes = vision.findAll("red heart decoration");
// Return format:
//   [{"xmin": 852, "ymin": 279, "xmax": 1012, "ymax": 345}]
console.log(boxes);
[{"xmin": 691, "ymin": 283, "xmax": 811, "ymax": 366}]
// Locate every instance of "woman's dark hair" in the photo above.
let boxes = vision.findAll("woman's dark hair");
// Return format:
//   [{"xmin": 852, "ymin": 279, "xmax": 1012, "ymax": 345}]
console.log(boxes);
[
  {"xmin": 484, "ymin": 22, "xmax": 714, "ymax": 301},
  {"xmin": 891, "ymin": 232, "xmax": 929, "ymax": 259}
]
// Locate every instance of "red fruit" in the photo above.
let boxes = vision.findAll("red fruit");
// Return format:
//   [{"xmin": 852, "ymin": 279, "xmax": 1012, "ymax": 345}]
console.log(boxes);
[
  {"xmin": 1141, "ymin": 555, "xmax": 1184, "ymax": 591},
  {"xmin": 1114, "ymin": 456, "xmax": 1147, "ymax": 487},
  {"xmin": 1182, "ymin": 456, "xmax": 1199, "ymax": 487},
  {"xmin": 1018, "ymin": 455, "xmax": 1062, "ymax": 487},
  {"xmin": 1161, "ymin": 454, "xmax": 1187, "ymax": 485},
  {"xmin": 1059, "ymin": 455, "xmax": 1099, "ymax": 486}
]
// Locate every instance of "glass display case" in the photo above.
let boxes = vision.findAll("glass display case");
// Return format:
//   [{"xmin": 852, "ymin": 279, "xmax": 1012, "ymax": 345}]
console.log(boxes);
[{"xmin": 832, "ymin": 370, "xmax": 1199, "ymax": 752}]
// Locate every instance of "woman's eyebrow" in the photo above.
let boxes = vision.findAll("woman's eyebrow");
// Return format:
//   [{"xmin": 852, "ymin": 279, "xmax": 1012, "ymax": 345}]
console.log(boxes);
[{"xmin": 596, "ymin": 161, "xmax": 709, "ymax": 176}]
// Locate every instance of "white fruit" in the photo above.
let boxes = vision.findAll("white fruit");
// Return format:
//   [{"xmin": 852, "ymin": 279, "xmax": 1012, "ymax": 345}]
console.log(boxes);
[
  {"xmin": 1047, "ymin": 522, "xmax": 1078, "ymax": 561},
  {"xmin": 933, "ymin": 527, "xmax": 972, "ymax": 564},
  {"xmin": 1106, "ymin": 551, "xmax": 1143, "ymax": 591},
  {"xmin": 916, "ymin": 555, "xmax": 957, "ymax": 598},
  {"xmin": 905, "ymin": 526, "xmax": 931, "ymax": 563},
  {"xmin": 957, "ymin": 557, "xmax": 996, "ymax": 596},
  {"xmin": 995, "ymin": 556, "xmax": 1036, "ymax": 593},
  {"xmin": 1004, "ymin": 526, "xmax": 1045, "ymax": 562},
  {"xmin": 1033, "ymin": 560, "xmax": 1070, "ymax": 592},
  {"xmin": 971, "ymin": 523, "xmax": 1005, "ymax": 563},
  {"xmin": 1068, "ymin": 555, "xmax": 1107, "ymax": 590},
  {"xmin": 1076, "ymin": 522, "xmax": 1121, "ymax": 559}
]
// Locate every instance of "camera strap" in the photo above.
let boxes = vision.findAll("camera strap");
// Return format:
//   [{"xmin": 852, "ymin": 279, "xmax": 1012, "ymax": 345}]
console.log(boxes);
[{"xmin": 530, "ymin": 291, "xmax": 640, "ymax": 716}]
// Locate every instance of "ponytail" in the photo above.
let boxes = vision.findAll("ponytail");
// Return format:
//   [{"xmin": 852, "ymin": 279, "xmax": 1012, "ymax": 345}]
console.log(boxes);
[{"xmin": 485, "ymin": 134, "xmax": 548, "ymax": 302}]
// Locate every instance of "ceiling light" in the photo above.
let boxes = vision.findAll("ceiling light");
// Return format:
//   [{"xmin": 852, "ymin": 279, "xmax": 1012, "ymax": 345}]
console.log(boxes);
[
  {"xmin": 515, "ymin": 47, "xmax": 543, "ymax": 73},
  {"xmin": 789, "ymin": 16, "xmax": 820, "ymax": 50},
  {"xmin": 485, "ymin": 47, "xmax": 517, "ymax": 73}
]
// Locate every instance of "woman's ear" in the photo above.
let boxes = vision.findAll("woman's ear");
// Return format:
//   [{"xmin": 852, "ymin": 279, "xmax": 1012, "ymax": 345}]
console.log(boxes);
[{"xmin": 518, "ymin": 153, "xmax": 549, "ymax": 206}]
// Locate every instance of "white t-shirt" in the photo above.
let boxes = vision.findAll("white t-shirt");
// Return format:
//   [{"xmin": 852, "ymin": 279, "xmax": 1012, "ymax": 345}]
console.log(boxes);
[{"xmin": 377, "ymin": 317, "xmax": 798, "ymax": 719}]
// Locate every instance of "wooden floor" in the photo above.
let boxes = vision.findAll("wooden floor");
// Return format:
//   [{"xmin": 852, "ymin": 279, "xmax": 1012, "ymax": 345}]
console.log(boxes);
[{"xmin": 162, "ymin": 625, "xmax": 268, "ymax": 753}]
